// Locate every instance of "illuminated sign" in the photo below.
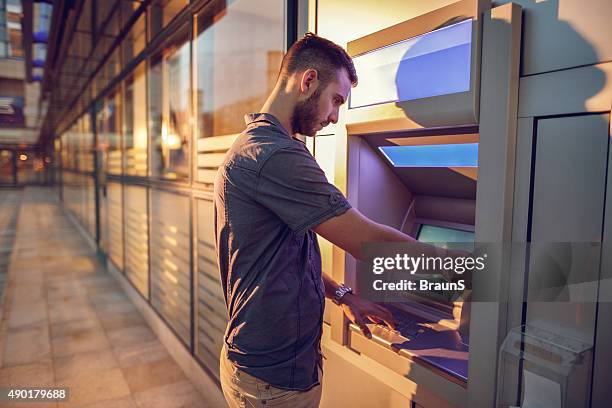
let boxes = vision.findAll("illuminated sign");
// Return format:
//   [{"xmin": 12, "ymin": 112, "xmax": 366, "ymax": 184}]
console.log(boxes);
[
  {"xmin": 350, "ymin": 19, "xmax": 473, "ymax": 109},
  {"xmin": 379, "ymin": 143, "xmax": 478, "ymax": 167}
]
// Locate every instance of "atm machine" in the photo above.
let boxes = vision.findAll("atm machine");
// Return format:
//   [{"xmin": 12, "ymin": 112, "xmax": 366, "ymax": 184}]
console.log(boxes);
[{"xmin": 323, "ymin": 1, "xmax": 523, "ymax": 407}]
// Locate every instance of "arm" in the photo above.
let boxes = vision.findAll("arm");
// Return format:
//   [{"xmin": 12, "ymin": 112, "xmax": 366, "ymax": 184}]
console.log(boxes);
[{"xmin": 313, "ymin": 207, "xmax": 446, "ymax": 261}]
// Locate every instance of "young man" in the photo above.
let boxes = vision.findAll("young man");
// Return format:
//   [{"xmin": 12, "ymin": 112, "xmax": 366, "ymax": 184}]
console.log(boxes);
[{"xmin": 214, "ymin": 33, "xmax": 448, "ymax": 407}]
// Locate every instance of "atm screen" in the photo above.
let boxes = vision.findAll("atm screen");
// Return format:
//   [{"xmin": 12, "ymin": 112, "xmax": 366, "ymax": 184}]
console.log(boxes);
[
  {"xmin": 407, "ymin": 224, "xmax": 474, "ymax": 308},
  {"xmin": 417, "ymin": 224, "xmax": 474, "ymax": 246}
]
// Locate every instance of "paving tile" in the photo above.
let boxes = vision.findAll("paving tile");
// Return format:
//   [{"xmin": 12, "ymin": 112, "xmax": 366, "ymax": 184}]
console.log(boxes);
[
  {"xmin": 89, "ymin": 291, "xmax": 129, "ymax": 305},
  {"xmin": 56, "ymin": 367, "xmax": 131, "ymax": 408},
  {"xmin": 7, "ymin": 300, "xmax": 48, "ymax": 329},
  {"xmin": 81, "ymin": 395, "xmax": 137, "ymax": 408},
  {"xmin": 54, "ymin": 348, "xmax": 118, "ymax": 382},
  {"xmin": 121, "ymin": 357, "xmax": 186, "ymax": 394},
  {"xmin": 133, "ymin": 380, "xmax": 212, "ymax": 408},
  {"xmin": 0, "ymin": 361, "xmax": 54, "ymax": 387},
  {"xmin": 51, "ymin": 327, "xmax": 110, "ymax": 358},
  {"xmin": 106, "ymin": 325, "xmax": 157, "ymax": 350},
  {"xmin": 50, "ymin": 318, "xmax": 102, "ymax": 339},
  {"xmin": 48, "ymin": 303, "xmax": 97, "ymax": 325},
  {"xmin": 113, "ymin": 340, "xmax": 170, "ymax": 368},
  {"xmin": 97, "ymin": 310, "xmax": 146, "ymax": 332},
  {"xmin": 92, "ymin": 299, "xmax": 136, "ymax": 315},
  {"xmin": 10, "ymin": 284, "xmax": 45, "ymax": 305},
  {"xmin": 2, "ymin": 323, "xmax": 51, "ymax": 367}
]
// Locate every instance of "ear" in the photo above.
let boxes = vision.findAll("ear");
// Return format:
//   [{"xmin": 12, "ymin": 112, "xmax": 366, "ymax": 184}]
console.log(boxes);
[{"xmin": 300, "ymin": 69, "xmax": 319, "ymax": 94}]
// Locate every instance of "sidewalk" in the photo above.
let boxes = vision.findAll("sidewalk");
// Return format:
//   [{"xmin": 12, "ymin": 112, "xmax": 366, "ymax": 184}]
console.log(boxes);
[{"xmin": 0, "ymin": 187, "xmax": 223, "ymax": 408}]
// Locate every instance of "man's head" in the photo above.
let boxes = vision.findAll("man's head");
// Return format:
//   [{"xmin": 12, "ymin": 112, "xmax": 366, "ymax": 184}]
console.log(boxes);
[{"xmin": 277, "ymin": 33, "xmax": 358, "ymax": 136}]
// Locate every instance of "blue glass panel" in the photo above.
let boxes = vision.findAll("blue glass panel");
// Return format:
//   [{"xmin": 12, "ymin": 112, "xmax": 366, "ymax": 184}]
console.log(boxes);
[
  {"xmin": 350, "ymin": 19, "xmax": 472, "ymax": 109},
  {"xmin": 379, "ymin": 143, "xmax": 478, "ymax": 167}
]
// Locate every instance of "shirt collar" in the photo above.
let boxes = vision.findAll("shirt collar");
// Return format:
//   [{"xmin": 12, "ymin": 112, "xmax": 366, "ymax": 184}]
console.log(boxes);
[{"xmin": 244, "ymin": 113, "xmax": 292, "ymax": 137}]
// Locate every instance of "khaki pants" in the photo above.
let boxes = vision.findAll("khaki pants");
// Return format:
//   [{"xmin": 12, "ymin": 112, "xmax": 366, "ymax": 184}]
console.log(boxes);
[{"xmin": 219, "ymin": 345, "xmax": 323, "ymax": 408}]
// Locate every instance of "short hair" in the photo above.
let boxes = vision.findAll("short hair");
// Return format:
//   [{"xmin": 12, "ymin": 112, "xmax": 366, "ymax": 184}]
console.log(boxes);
[{"xmin": 278, "ymin": 32, "xmax": 358, "ymax": 87}]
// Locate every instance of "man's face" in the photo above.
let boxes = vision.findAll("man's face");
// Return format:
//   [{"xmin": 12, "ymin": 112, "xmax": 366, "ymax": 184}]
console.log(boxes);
[{"xmin": 291, "ymin": 69, "xmax": 352, "ymax": 137}]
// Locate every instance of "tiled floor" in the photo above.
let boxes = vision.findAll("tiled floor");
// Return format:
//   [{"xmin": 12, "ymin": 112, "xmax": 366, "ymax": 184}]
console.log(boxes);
[{"xmin": 0, "ymin": 187, "xmax": 224, "ymax": 408}]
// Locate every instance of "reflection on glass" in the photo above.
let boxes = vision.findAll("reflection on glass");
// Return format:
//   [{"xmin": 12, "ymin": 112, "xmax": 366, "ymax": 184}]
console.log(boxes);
[
  {"xmin": 96, "ymin": 0, "xmax": 115, "ymax": 31},
  {"xmin": 97, "ymin": 90, "xmax": 123, "ymax": 175},
  {"xmin": 148, "ymin": 30, "xmax": 190, "ymax": 180},
  {"xmin": 123, "ymin": 62, "xmax": 148, "ymax": 176},
  {"xmin": 106, "ymin": 48, "xmax": 121, "ymax": 85},
  {"xmin": 0, "ymin": 150, "xmax": 15, "ymax": 185},
  {"xmin": 122, "ymin": 8, "xmax": 146, "ymax": 67},
  {"xmin": 149, "ymin": 0, "xmax": 188, "ymax": 39},
  {"xmin": 79, "ymin": 115, "xmax": 94, "ymax": 173},
  {"xmin": 350, "ymin": 19, "xmax": 473, "ymax": 109},
  {"xmin": 195, "ymin": 0, "xmax": 285, "ymax": 138}
]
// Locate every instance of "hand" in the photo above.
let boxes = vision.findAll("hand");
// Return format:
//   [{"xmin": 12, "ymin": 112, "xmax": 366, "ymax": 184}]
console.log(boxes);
[{"xmin": 339, "ymin": 293, "xmax": 396, "ymax": 339}]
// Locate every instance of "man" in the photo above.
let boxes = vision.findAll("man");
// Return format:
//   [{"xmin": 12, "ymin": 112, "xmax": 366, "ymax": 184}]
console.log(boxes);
[{"xmin": 214, "ymin": 33, "xmax": 449, "ymax": 407}]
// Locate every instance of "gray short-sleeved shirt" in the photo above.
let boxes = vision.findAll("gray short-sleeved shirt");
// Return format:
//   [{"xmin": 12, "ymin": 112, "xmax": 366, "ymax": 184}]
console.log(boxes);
[{"xmin": 214, "ymin": 113, "xmax": 351, "ymax": 391}]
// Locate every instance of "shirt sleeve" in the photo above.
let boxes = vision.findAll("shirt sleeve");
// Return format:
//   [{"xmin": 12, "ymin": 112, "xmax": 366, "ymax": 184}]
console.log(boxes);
[{"xmin": 256, "ymin": 145, "xmax": 351, "ymax": 233}]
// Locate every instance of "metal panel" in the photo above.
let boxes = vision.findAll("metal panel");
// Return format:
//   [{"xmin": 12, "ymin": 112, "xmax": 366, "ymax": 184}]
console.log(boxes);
[
  {"xmin": 124, "ymin": 184, "xmax": 149, "ymax": 299},
  {"xmin": 518, "ymin": 62, "xmax": 612, "ymax": 118},
  {"xmin": 591, "ymin": 115, "xmax": 612, "ymax": 407},
  {"xmin": 524, "ymin": 114, "xmax": 609, "ymax": 407},
  {"xmin": 107, "ymin": 181, "xmax": 124, "ymax": 270},
  {"xmin": 498, "ymin": 0, "xmax": 612, "ymax": 76},
  {"xmin": 467, "ymin": 4, "xmax": 521, "ymax": 408},
  {"xmin": 195, "ymin": 197, "xmax": 227, "ymax": 378},
  {"xmin": 527, "ymin": 114, "xmax": 609, "ymax": 343},
  {"xmin": 150, "ymin": 189, "xmax": 191, "ymax": 345}
]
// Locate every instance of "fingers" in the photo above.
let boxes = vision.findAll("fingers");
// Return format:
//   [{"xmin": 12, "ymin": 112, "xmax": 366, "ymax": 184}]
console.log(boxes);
[
  {"xmin": 354, "ymin": 316, "xmax": 372, "ymax": 339},
  {"xmin": 372, "ymin": 305, "xmax": 397, "ymax": 330}
]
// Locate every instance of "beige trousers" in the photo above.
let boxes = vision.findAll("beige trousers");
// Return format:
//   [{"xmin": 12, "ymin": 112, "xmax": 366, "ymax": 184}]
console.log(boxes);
[{"xmin": 219, "ymin": 345, "xmax": 323, "ymax": 408}]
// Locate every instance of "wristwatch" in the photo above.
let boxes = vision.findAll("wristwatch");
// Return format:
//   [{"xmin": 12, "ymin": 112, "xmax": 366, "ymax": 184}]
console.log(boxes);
[{"xmin": 332, "ymin": 283, "xmax": 353, "ymax": 305}]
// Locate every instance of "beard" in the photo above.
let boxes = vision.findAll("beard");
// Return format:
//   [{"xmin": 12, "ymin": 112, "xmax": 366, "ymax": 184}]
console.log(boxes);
[{"xmin": 290, "ymin": 89, "xmax": 321, "ymax": 137}]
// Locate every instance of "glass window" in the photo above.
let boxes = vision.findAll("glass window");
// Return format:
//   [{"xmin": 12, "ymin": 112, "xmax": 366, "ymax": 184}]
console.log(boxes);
[
  {"xmin": 106, "ymin": 47, "xmax": 122, "ymax": 84},
  {"xmin": 195, "ymin": 0, "xmax": 285, "ymax": 138},
  {"xmin": 122, "ymin": 7, "xmax": 146, "ymax": 67},
  {"xmin": 96, "ymin": 0, "xmax": 116, "ymax": 36},
  {"xmin": 99, "ymin": 89, "xmax": 123, "ymax": 175},
  {"xmin": 148, "ymin": 0, "xmax": 188, "ymax": 39},
  {"xmin": 148, "ymin": 29, "xmax": 190, "ymax": 180},
  {"xmin": 123, "ymin": 62, "xmax": 148, "ymax": 176},
  {"xmin": 83, "ymin": 113, "xmax": 95, "ymax": 173},
  {"xmin": 0, "ymin": 150, "xmax": 15, "ymax": 185},
  {"xmin": 5, "ymin": 0, "xmax": 23, "ymax": 58}
]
